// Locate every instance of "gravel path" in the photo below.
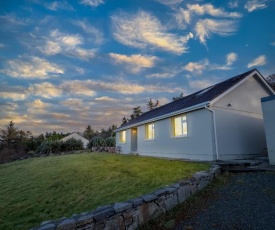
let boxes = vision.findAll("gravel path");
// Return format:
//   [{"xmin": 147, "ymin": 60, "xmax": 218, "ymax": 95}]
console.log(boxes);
[{"xmin": 175, "ymin": 172, "xmax": 275, "ymax": 230}]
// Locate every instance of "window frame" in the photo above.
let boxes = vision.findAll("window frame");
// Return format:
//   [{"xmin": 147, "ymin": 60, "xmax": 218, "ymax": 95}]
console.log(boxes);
[
  {"xmin": 172, "ymin": 115, "xmax": 188, "ymax": 138},
  {"xmin": 119, "ymin": 130, "xmax": 126, "ymax": 143},
  {"xmin": 145, "ymin": 123, "xmax": 155, "ymax": 140}
]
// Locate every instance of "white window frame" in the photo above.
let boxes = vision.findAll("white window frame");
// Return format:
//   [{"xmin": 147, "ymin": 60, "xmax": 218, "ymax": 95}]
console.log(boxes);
[
  {"xmin": 120, "ymin": 130, "xmax": 126, "ymax": 143},
  {"xmin": 172, "ymin": 115, "xmax": 188, "ymax": 137},
  {"xmin": 145, "ymin": 123, "xmax": 155, "ymax": 140}
]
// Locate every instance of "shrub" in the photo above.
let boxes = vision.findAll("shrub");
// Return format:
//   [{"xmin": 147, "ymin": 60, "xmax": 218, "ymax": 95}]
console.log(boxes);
[
  {"xmin": 35, "ymin": 141, "xmax": 52, "ymax": 155},
  {"xmin": 88, "ymin": 136, "xmax": 105, "ymax": 148},
  {"xmin": 36, "ymin": 138, "xmax": 84, "ymax": 155},
  {"xmin": 105, "ymin": 137, "xmax": 116, "ymax": 147},
  {"xmin": 62, "ymin": 138, "xmax": 84, "ymax": 151}
]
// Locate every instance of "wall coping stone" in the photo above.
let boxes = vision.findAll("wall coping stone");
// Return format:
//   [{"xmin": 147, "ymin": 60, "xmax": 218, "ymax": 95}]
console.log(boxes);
[
  {"xmin": 93, "ymin": 206, "xmax": 115, "ymax": 221},
  {"xmin": 38, "ymin": 223, "xmax": 56, "ymax": 230},
  {"xmin": 114, "ymin": 202, "xmax": 133, "ymax": 213},
  {"xmin": 142, "ymin": 194, "xmax": 158, "ymax": 202},
  {"xmin": 56, "ymin": 218, "xmax": 76, "ymax": 230},
  {"xmin": 127, "ymin": 198, "xmax": 144, "ymax": 207}
]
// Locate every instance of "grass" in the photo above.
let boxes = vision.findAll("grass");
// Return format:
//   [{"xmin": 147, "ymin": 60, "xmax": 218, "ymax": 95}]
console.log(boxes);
[{"xmin": 0, "ymin": 152, "xmax": 210, "ymax": 230}]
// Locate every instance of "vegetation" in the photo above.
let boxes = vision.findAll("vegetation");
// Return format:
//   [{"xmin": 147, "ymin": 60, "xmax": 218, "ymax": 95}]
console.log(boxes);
[
  {"xmin": 266, "ymin": 73, "xmax": 275, "ymax": 91},
  {"xmin": 105, "ymin": 137, "xmax": 116, "ymax": 147},
  {"xmin": 147, "ymin": 99, "xmax": 159, "ymax": 111},
  {"xmin": 88, "ymin": 136, "xmax": 105, "ymax": 148},
  {"xmin": 172, "ymin": 92, "xmax": 184, "ymax": 101},
  {"xmin": 35, "ymin": 138, "xmax": 84, "ymax": 155},
  {"xmin": 0, "ymin": 153, "xmax": 210, "ymax": 230}
]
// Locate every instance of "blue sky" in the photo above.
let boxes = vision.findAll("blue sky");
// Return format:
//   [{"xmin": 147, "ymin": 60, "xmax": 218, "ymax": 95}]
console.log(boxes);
[{"xmin": 0, "ymin": 0, "xmax": 275, "ymax": 135}]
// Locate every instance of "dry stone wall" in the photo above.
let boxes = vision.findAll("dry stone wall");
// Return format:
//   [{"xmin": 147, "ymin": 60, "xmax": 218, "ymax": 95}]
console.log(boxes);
[{"xmin": 32, "ymin": 165, "xmax": 221, "ymax": 230}]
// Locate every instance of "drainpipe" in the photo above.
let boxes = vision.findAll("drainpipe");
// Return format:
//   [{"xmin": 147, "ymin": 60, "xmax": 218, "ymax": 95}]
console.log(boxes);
[{"xmin": 205, "ymin": 105, "xmax": 219, "ymax": 161}]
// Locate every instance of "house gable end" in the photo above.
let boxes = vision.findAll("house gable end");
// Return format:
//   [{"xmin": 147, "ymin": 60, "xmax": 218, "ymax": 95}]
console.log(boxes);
[{"xmin": 211, "ymin": 71, "xmax": 274, "ymax": 114}]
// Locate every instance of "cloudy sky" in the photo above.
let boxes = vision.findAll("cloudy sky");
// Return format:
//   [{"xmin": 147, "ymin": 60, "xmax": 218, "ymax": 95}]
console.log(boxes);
[{"xmin": 0, "ymin": 0, "xmax": 275, "ymax": 135}]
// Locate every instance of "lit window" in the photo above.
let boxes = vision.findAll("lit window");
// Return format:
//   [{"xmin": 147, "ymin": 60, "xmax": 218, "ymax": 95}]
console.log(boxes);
[
  {"xmin": 120, "ymin": 130, "xmax": 126, "ymax": 143},
  {"xmin": 172, "ymin": 115, "xmax": 187, "ymax": 137},
  {"xmin": 146, "ymin": 123, "xmax": 155, "ymax": 140}
]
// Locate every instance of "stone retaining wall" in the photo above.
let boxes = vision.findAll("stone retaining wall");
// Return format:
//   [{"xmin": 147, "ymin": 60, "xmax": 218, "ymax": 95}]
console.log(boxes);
[{"xmin": 32, "ymin": 165, "xmax": 221, "ymax": 230}]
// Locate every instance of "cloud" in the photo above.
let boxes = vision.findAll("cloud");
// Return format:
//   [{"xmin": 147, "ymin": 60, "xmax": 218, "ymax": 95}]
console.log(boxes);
[
  {"xmin": 183, "ymin": 59, "xmax": 209, "ymax": 74},
  {"xmin": 228, "ymin": 1, "xmax": 239, "ymax": 8},
  {"xmin": 45, "ymin": 1, "xmax": 74, "ymax": 11},
  {"xmin": 187, "ymin": 4, "xmax": 242, "ymax": 18},
  {"xmin": 80, "ymin": 0, "xmax": 104, "ymax": 7},
  {"xmin": 271, "ymin": 41, "xmax": 275, "ymax": 46},
  {"xmin": 0, "ymin": 92, "xmax": 27, "ymax": 100},
  {"xmin": 1, "ymin": 56, "xmax": 64, "ymax": 79},
  {"xmin": 27, "ymin": 99, "xmax": 52, "ymax": 114},
  {"xmin": 95, "ymin": 96, "xmax": 116, "ymax": 101},
  {"xmin": 28, "ymin": 82, "xmax": 62, "ymax": 98},
  {"xmin": 244, "ymin": 0, "xmax": 267, "ymax": 12},
  {"xmin": 247, "ymin": 55, "xmax": 267, "ymax": 68},
  {"xmin": 112, "ymin": 10, "xmax": 193, "ymax": 54},
  {"xmin": 0, "ymin": 84, "xmax": 28, "ymax": 100},
  {"xmin": 61, "ymin": 81, "xmax": 97, "ymax": 97},
  {"xmin": 74, "ymin": 19, "xmax": 104, "ymax": 44},
  {"xmin": 146, "ymin": 72, "xmax": 176, "ymax": 79},
  {"xmin": 0, "ymin": 43, "xmax": 5, "ymax": 48},
  {"xmin": 154, "ymin": 0, "xmax": 183, "ymax": 8},
  {"xmin": 38, "ymin": 29, "xmax": 96, "ymax": 60},
  {"xmin": 0, "ymin": 13, "xmax": 28, "ymax": 26},
  {"xmin": 195, "ymin": 19, "xmax": 238, "ymax": 45},
  {"xmin": 109, "ymin": 53, "xmax": 158, "ymax": 73},
  {"xmin": 226, "ymin": 52, "xmax": 238, "ymax": 66},
  {"xmin": 176, "ymin": 4, "xmax": 241, "ymax": 28}
]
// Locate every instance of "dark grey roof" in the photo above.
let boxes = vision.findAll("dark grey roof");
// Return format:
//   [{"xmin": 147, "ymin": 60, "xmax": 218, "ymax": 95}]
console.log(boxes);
[{"xmin": 119, "ymin": 69, "xmax": 258, "ymax": 129}]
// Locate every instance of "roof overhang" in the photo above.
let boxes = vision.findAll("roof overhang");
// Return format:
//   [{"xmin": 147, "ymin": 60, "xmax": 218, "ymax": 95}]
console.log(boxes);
[{"xmin": 115, "ymin": 101, "xmax": 210, "ymax": 132}]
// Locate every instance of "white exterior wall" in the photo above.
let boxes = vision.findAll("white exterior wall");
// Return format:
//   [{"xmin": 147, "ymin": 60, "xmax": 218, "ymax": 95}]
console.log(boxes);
[
  {"xmin": 213, "ymin": 75, "xmax": 270, "ymax": 160},
  {"xmin": 116, "ymin": 129, "xmax": 132, "ymax": 154},
  {"xmin": 261, "ymin": 96, "xmax": 275, "ymax": 165},
  {"xmin": 136, "ymin": 109, "xmax": 215, "ymax": 161}
]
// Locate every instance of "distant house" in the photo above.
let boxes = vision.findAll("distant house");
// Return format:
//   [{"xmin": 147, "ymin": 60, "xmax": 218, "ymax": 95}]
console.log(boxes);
[
  {"xmin": 60, "ymin": 133, "xmax": 89, "ymax": 149},
  {"xmin": 115, "ymin": 69, "xmax": 275, "ymax": 161}
]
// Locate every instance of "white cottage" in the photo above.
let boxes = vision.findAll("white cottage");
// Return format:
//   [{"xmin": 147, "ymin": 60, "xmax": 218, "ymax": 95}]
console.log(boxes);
[{"xmin": 115, "ymin": 69, "xmax": 275, "ymax": 161}]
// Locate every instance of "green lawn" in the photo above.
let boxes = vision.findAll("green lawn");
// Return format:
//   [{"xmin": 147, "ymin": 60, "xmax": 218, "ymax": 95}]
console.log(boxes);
[{"xmin": 0, "ymin": 152, "xmax": 210, "ymax": 230}]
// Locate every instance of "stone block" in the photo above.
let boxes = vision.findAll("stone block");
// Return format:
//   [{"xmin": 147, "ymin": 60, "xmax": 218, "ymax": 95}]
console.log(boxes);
[
  {"xmin": 138, "ymin": 202, "xmax": 159, "ymax": 224},
  {"xmin": 128, "ymin": 198, "xmax": 143, "ymax": 207},
  {"xmin": 113, "ymin": 202, "xmax": 132, "ymax": 213},
  {"xmin": 104, "ymin": 216, "xmax": 125, "ymax": 230},
  {"xmin": 38, "ymin": 223, "xmax": 56, "ymax": 230},
  {"xmin": 56, "ymin": 218, "xmax": 76, "ymax": 230},
  {"xmin": 164, "ymin": 195, "xmax": 178, "ymax": 211},
  {"xmin": 142, "ymin": 194, "xmax": 158, "ymax": 202},
  {"xmin": 178, "ymin": 185, "xmax": 191, "ymax": 203},
  {"xmin": 94, "ymin": 206, "xmax": 114, "ymax": 222},
  {"xmin": 77, "ymin": 212, "xmax": 95, "ymax": 227},
  {"xmin": 197, "ymin": 179, "xmax": 209, "ymax": 191}
]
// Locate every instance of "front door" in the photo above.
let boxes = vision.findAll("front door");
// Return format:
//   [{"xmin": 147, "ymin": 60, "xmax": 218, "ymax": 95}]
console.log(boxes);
[{"xmin": 131, "ymin": 128, "xmax": 137, "ymax": 152}]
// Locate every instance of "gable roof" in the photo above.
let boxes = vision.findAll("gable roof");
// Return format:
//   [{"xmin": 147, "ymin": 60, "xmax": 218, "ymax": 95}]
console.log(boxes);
[{"xmin": 116, "ymin": 69, "xmax": 273, "ymax": 131}]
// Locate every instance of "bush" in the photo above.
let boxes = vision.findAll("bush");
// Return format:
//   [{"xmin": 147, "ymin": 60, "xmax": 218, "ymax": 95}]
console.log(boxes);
[
  {"xmin": 35, "ymin": 138, "xmax": 84, "ymax": 155},
  {"xmin": 35, "ymin": 141, "xmax": 52, "ymax": 155},
  {"xmin": 61, "ymin": 138, "xmax": 84, "ymax": 151},
  {"xmin": 105, "ymin": 137, "xmax": 116, "ymax": 147},
  {"xmin": 88, "ymin": 136, "xmax": 105, "ymax": 148}
]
